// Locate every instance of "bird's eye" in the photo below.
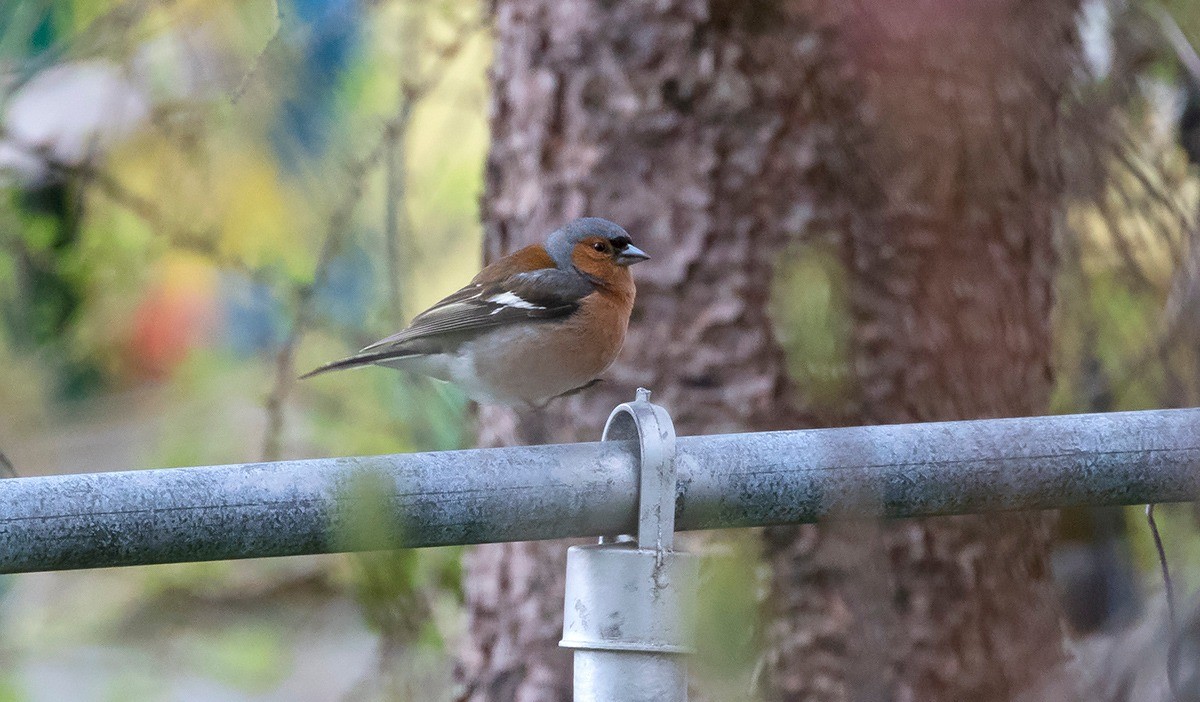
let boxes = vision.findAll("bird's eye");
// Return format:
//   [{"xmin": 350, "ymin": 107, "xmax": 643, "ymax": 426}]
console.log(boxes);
[{"xmin": 592, "ymin": 241, "xmax": 607, "ymax": 252}]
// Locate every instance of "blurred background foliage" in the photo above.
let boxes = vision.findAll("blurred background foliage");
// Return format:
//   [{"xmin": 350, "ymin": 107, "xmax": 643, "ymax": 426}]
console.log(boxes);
[
  {"xmin": 2, "ymin": 0, "xmax": 1200, "ymax": 699},
  {"xmin": 0, "ymin": 0, "xmax": 484, "ymax": 698}
]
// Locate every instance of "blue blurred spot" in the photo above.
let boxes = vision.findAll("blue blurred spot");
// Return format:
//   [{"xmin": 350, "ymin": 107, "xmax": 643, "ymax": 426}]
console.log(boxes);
[
  {"xmin": 313, "ymin": 242, "xmax": 376, "ymax": 326},
  {"xmin": 273, "ymin": 0, "xmax": 362, "ymax": 167},
  {"xmin": 220, "ymin": 272, "xmax": 286, "ymax": 356},
  {"xmin": 219, "ymin": 244, "xmax": 375, "ymax": 357}
]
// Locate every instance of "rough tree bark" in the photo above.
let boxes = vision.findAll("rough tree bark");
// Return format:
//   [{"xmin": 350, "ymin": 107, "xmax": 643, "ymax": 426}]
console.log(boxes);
[
  {"xmin": 457, "ymin": 1, "xmax": 1081, "ymax": 701},
  {"xmin": 454, "ymin": 2, "xmax": 827, "ymax": 700},
  {"xmin": 762, "ymin": 2, "xmax": 1080, "ymax": 701}
]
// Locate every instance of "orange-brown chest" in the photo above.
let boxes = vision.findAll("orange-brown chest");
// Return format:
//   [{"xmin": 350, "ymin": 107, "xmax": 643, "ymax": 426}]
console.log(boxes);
[{"xmin": 472, "ymin": 287, "xmax": 634, "ymax": 405}]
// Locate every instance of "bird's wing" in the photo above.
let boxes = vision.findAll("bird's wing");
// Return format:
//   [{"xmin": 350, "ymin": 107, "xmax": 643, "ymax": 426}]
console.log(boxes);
[{"xmin": 300, "ymin": 269, "xmax": 594, "ymax": 378}]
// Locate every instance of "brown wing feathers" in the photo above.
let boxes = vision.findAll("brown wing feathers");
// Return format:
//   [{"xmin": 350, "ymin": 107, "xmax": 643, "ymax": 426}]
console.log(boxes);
[{"xmin": 300, "ymin": 263, "xmax": 596, "ymax": 379}]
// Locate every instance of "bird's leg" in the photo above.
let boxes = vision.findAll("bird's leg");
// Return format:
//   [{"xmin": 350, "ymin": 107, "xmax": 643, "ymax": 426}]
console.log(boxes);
[{"xmin": 547, "ymin": 378, "xmax": 604, "ymax": 405}]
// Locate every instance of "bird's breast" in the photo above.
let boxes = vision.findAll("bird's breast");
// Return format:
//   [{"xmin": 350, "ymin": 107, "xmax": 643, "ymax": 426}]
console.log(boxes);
[{"xmin": 466, "ymin": 295, "xmax": 630, "ymax": 406}]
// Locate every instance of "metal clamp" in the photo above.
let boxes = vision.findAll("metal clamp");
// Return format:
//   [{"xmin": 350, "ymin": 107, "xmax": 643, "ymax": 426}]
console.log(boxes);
[
  {"xmin": 560, "ymin": 389, "xmax": 698, "ymax": 702},
  {"xmin": 602, "ymin": 387, "xmax": 678, "ymax": 551}
]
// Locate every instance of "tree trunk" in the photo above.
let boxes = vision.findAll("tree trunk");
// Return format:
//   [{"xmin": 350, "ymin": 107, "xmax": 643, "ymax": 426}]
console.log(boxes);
[
  {"xmin": 455, "ymin": 1, "xmax": 827, "ymax": 699},
  {"xmin": 763, "ymin": 2, "xmax": 1079, "ymax": 701},
  {"xmin": 458, "ymin": 1, "xmax": 1081, "ymax": 701}
]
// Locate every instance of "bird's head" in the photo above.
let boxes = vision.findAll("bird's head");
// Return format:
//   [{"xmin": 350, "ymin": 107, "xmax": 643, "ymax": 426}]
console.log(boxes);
[{"xmin": 546, "ymin": 218, "xmax": 650, "ymax": 281}]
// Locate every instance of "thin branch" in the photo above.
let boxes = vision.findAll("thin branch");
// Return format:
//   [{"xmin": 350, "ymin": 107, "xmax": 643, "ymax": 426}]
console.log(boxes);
[
  {"xmin": 1096, "ymin": 193, "xmax": 1161, "ymax": 296},
  {"xmin": 1147, "ymin": 504, "xmax": 1177, "ymax": 626},
  {"xmin": 260, "ymin": 130, "xmax": 392, "ymax": 461},
  {"xmin": 0, "ymin": 451, "xmax": 16, "ymax": 479},
  {"xmin": 62, "ymin": 160, "xmax": 229, "ymax": 260},
  {"xmin": 1156, "ymin": 6, "xmax": 1200, "ymax": 84},
  {"xmin": 231, "ymin": 0, "xmax": 287, "ymax": 105},
  {"xmin": 1146, "ymin": 503, "xmax": 1181, "ymax": 701},
  {"xmin": 407, "ymin": 16, "xmax": 487, "ymax": 98},
  {"xmin": 1111, "ymin": 145, "xmax": 1195, "ymax": 258},
  {"xmin": 381, "ymin": 12, "xmax": 485, "ymax": 326},
  {"xmin": 0, "ymin": 128, "xmax": 243, "ymax": 271},
  {"xmin": 1099, "ymin": 199, "xmax": 1200, "ymax": 401},
  {"xmin": 1072, "ymin": 122, "xmax": 1200, "ymax": 400},
  {"xmin": 259, "ymin": 4, "xmax": 485, "ymax": 460},
  {"xmin": 383, "ymin": 108, "xmax": 414, "ymax": 326}
]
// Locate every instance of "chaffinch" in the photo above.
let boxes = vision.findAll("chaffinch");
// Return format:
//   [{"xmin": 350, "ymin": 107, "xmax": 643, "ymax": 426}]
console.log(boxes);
[{"xmin": 302, "ymin": 217, "xmax": 649, "ymax": 407}]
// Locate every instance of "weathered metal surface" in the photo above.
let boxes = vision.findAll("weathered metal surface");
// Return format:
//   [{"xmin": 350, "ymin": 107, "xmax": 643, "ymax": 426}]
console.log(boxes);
[
  {"xmin": 601, "ymin": 388, "xmax": 677, "ymax": 549},
  {"xmin": 565, "ymin": 389, "xmax": 695, "ymax": 702},
  {"xmin": 572, "ymin": 652, "xmax": 688, "ymax": 702},
  {"xmin": 561, "ymin": 543, "xmax": 698, "ymax": 654},
  {"xmin": 678, "ymin": 408, "xmax": 1200, "ymax": 528},
  {"xmin": 0, "ymin": 442, "xmax": 639, "ymax": 573},
  {"xmin": 0, "ymin": 408, "xmax": 1198, "ymax": 573}
]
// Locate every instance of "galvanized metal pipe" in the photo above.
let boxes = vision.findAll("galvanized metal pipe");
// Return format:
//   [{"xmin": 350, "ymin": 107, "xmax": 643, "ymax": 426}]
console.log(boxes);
[{"xmin": 1, "ymin": 408, "xmax": 1198, "ymax": 573}]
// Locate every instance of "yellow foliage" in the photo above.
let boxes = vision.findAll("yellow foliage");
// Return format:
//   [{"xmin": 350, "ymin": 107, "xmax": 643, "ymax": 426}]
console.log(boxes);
[
  {"xmin": 155, "ymin": 250, "xmax": 219, "ymax": 295},
  {"xmin": 214, "ymin": 152, "xmax": 313, "ymax": 277},
  {"xmin": 106, "ymin": 132, "xmax": 316, "ymax": 277}
]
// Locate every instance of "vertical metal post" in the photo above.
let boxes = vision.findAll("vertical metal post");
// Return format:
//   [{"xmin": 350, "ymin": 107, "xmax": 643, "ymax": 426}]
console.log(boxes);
[{"xmin": 561, "ymin": 389, "xmax": 698, "ymax": 702}]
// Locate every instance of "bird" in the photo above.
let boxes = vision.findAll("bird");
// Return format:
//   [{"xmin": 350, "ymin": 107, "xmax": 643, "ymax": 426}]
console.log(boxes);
[{"xmin": 301, "ymin": 217, "xmax": 649, "ymax": 407}]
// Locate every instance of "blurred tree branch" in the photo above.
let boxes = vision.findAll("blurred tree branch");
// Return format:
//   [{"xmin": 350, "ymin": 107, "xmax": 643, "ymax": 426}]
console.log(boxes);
[
  {"xmin": 0, "ymin": 450, "xmax": 15, "ymax": 479},
  {"xmin": 1057, "ymin": 3, "xmax": 1200, "ymax": 411},
  {"xmin": 231, "ymin": 0, "xmax": 286, "ymax": 105},
  {"xmin": 260, "ymin": 130, "xmax": 391, "ymax": 461},
  {"xmin": 259, "ymin": 3, "xmax": 485, "ymax": 462},
  {"xmin": 61, "ymin": 160, "xmax": 235, "ymax": 265},
  {"xmin": 0, "ymin": 126, "xmax": 258, "ymax": 276},
  {"xmin": 1145, "ymin": 503, "xmax": 1182, "ymax": 700},
  {"xmin": 383, "ymin": 8, "xmax": 484, "ymax": 325},
  {"xmin": 383, "ymin": 104, "xmax": 414, "ymax": 327},
  {"xmin": 1158, "ymin": 5, "xmax": 1200, "ymax": 82}
]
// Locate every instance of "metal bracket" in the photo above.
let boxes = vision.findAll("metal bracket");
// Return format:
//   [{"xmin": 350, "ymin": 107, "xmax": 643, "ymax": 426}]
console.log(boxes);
[
  {"xmin": 602, "ymin": 387, "xmax": 677, "ymax": 551},
  {"xmin": 560, "ymin": 388, "xmax": 697, "ymax": 702}
]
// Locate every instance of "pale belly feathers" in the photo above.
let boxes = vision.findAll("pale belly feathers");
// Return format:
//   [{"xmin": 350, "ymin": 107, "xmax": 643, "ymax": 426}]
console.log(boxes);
[{"xmin": 378, "ymin": 319, "xmax": 623, "ymax": 407}]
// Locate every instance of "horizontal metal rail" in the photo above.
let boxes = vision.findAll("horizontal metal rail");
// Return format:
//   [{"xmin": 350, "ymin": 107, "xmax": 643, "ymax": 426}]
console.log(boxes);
[{"xmin": 1, "ymin": 407, "xmax": 1198, "ymax": 573}]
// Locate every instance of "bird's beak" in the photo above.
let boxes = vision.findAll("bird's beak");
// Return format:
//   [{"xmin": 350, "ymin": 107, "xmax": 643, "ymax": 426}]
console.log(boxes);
[{"xmin": 616, "ymin": 244, "xmax": 650, "ymax": 266}]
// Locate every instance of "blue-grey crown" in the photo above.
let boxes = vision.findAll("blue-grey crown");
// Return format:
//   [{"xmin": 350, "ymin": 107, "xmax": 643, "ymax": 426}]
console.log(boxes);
[{"xmin": 545, "ymin": 217, "xmax": 632, "ymax": 269}]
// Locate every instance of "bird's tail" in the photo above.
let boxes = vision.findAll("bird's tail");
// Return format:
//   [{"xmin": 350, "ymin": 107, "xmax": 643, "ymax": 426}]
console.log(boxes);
[{"xmin": 298, "ymin": 350, "xmax": 418, "ymax": 380}]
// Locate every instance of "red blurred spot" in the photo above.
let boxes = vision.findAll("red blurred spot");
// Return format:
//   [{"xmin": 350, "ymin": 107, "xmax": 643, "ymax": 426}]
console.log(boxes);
[{"xmin": 127, "ymin": 262, "xmax": 219, "ymax": 379}]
